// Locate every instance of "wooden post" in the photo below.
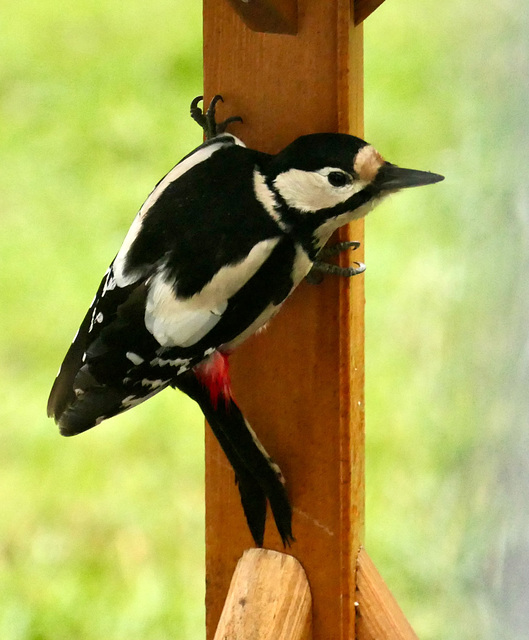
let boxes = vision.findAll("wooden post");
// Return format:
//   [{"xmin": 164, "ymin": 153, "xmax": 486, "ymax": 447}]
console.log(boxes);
[{"xmin": 203, "ymin": 2, "xmax": 364, "ymax": 639}]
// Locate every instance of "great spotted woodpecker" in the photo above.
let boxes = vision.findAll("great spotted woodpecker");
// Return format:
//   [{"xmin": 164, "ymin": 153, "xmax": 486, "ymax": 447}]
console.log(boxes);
[{"xmin": 48, "ymin": 96, "xmax": 444, "ymax": 546}]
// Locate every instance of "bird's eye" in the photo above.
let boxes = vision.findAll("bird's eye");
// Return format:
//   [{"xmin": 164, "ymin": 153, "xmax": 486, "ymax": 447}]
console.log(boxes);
[{"xmin": 327, "ymin": 171, "xmax": 350, "ymax": 187}]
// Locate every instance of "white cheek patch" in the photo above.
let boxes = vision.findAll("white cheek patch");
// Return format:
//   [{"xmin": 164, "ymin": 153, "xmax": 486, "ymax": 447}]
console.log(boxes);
[{"xmin": 273, "ymin": 168, "xmax": 367, "ymax": 213}]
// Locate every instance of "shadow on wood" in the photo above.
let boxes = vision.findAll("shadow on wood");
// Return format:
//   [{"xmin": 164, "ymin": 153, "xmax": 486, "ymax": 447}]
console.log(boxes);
[
  {"xmin": 224, "ymin": 0, "xmax": 298, "ymax": 34},
  {"xmin": 354, "ymin": 0, "xmax": 386, "ymax": 25}
]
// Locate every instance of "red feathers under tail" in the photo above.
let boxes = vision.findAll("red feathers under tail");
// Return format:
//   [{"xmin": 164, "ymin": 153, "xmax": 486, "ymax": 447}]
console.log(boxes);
[{"xmin": 193, "ymin": 351, "xmax": 232, "ymax": 408}]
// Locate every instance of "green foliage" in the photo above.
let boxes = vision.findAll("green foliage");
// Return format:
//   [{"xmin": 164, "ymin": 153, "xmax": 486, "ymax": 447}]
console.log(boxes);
[{"xmin": 2, "ymin": 0, "xmax": 527, "ymax": 638}]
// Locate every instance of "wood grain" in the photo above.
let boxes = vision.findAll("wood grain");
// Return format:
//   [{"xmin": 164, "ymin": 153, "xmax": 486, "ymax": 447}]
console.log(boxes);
[
  {"xmin": 213, "ymin": 548, "xmax": 312, "ymax": 640},
  {"xmin": 203, "ymin": 2, "xmax": 364, "ymax": 639},
  {"xmin": 355, "ymin": 548, "xmax": 419, "ymax": 640}
]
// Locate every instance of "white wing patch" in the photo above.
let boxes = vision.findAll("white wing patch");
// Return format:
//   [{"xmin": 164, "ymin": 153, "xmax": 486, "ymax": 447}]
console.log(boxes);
[
  {"xmin": 223, "ymin": 245, "xmax": 312, "ymax": 351},
  {"xmin": 113, "ymin": 135, "xmax": 245, "ymax": 287},
  {"xmin": 145, "ymin": 238, "xmax": 280, "ymax": 348}
]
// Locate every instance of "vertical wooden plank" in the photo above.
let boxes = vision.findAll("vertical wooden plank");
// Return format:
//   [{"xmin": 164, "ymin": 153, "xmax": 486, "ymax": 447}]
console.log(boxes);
[{"xmin": 203, "ymin": 2, "xmax": 364, "ymax": 639}]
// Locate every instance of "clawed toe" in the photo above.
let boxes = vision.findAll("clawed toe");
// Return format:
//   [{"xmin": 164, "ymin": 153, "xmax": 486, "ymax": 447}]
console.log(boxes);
[
  {"xmin": 306, "ymin": 241, "xmax": 365, "ymax": 283},
  {"xmin": 317, "ymin": 240, "xmax": 361, "ymax": 259},
  {"xmin": 309, "ymin": 261, "xmax": 366, "ymax": 279},
  {"xmin": 190, "ymin": 95, "xmax": 243, "ymax": 140}
]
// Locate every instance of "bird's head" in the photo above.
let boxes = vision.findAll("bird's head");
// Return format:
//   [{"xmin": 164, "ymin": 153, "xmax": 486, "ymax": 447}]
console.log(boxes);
[{"xmin": 265, "ymin": 133, "xmax": 444, "ymax": 248}]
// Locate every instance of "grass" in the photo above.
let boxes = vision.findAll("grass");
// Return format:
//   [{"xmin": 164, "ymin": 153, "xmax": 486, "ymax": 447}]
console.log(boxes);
[{"xmin": 1, "ymin": 0, "xmax": 528, "ymax": 638}]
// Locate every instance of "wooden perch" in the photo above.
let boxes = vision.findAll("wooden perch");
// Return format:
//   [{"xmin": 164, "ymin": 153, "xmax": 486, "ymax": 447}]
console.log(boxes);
[
  {"xmin": 355, "ymin": 548, "xmax": 419, "ymax": 640},
  {"xmin": 214, "ymin": 548, "xmax": 312, "ymax": 640}
]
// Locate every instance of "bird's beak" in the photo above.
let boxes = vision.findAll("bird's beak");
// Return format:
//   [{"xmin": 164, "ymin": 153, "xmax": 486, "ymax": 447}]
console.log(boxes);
[{"xmin": 375, "ymin": 163, "xmax": 444, "ymax": 191}]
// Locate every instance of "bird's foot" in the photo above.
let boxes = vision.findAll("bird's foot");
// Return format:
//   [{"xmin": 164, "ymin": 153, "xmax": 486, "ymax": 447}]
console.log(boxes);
[
  {"xmin": 306, "ymin": 241, "xmax": 366, "ymax": 284},
  {"xmin": 190, "ymin": 95, "xmax": 243, "ymax": 140}
]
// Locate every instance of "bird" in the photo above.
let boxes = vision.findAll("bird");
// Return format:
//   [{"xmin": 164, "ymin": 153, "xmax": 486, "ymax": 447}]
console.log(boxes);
[{"xmin": 48, "ymin": 95, "xmax": 444, "ymax": 546}]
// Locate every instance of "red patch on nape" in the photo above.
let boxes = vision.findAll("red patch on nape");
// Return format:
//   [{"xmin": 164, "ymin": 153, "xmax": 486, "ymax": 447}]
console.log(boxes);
[{"xmin": 193, "ymin": 351, "xmax": 232, "ymax": 408}]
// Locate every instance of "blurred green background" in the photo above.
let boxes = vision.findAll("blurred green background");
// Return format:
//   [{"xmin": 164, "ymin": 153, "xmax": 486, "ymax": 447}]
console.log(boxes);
[{"xmin": 1, "ymin": 0, "xmax": 528, "ymax": 638}]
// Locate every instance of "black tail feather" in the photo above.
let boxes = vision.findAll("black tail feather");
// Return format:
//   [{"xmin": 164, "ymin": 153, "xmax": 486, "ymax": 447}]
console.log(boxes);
[
  {"xmin": 173, "ymin": 372, "xmax": 293, "ymax": 546},
  {"xmin": 235, "ymin": 470, "xmax": 268, "ymax": 547}
]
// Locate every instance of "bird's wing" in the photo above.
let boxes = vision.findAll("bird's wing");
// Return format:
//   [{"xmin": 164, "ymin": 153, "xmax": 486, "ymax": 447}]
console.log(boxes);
[
  {"xmin": 47, "ymin": 135, "xmax": 287, "ymax": 435},
  {"xmin": 50, "ymin": 238, "xmax": 281, "ymax": 435},
  {"xmin": 143, "ymin": 237, "xmax": 281, "ymax": 348},
  {"xmin": 46, "ymin": 266, "xmax": 155, "ymax": 430}
]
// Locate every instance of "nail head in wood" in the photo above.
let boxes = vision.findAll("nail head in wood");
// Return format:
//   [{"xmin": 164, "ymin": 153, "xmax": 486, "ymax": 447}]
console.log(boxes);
[
  {"xmin": 213, "ymin": 548, "xmax": 312, "ymax": 640},
  {"xmin": 224, "ymin": 0, "xmax": 298, "ymax": 34}
]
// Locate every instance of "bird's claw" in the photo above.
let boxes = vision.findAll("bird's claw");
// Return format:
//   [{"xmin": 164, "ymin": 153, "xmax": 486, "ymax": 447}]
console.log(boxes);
[
  {"xmin": 306, "ymin": 241, "xmax": 366, "ymax": 284},
  {"xmin": 317, "ymin": 240, "xmax": 362, "ymax": 259},
  {"xmin": 190, "ymin": 95, "xmax": 243, "ymax": 140}
]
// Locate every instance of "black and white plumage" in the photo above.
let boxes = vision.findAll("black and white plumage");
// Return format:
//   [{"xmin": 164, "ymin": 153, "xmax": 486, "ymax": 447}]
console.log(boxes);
[{"xmin": 48, "ymin": 96, "xmax": 444, "ymax": 546}]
